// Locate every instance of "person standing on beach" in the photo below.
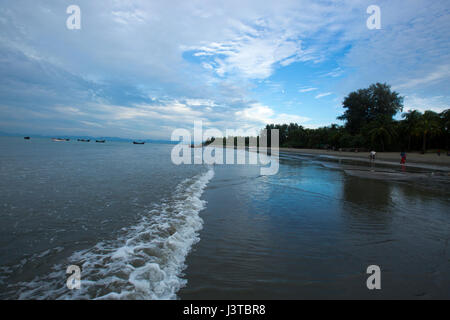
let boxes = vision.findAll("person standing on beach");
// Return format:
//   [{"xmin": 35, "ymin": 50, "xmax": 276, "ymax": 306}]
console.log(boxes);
[
  {"xmin": 369, "ymin": 150, "xmax": 376, "ymax": 171},
  {"xmin": 400, "ymin": 151, "xmax": 406, "ymax": 164}
]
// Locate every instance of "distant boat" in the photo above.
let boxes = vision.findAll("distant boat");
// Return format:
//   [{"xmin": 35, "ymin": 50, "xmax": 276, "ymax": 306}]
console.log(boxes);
[
  {"xmin": 133, "ymin": 141, "xmax": 145, "ymax": 145},
  {"xmin": 52, "ymin": 138, "xmax": 66, "ymax": 142},
  {"xmin": 96, "ymin": 140, "xmax": 106, "ymax": 143},
  {"xmin": 24, "ymin": 137, "xmax": 30, "ymax": 140},
  {"xmin": 65, "ymin": 138, "xmax": 70, "ymax": 141},
  {"xmin": 77, "ymin": 139, "xmax": 90, "ymax": 142}
]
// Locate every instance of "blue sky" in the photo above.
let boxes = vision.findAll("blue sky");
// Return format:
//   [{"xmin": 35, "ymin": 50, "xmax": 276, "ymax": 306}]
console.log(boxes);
[{"xmin": 0, "ymin": 0, "xmax": 449, "ymax": 139}]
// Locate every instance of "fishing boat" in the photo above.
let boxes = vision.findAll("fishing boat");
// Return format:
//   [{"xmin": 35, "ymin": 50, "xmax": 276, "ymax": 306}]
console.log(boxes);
[
  {"xmin": 96, "ymin": 140, "xmax": 106, "ymax": 143},
  {"xmin": 133, "ymin": 141, "xmax": 145, "ymax": 145},
  {"xmin": 24, "ymin": 137, "xmax": 30, "ymax": 140},
  {"xmin": 77, "ymin": 139, "xmax": 90, "ymax": 142},
  {"xmin": 52, "ymin": 138, "xmax": 66, "ymax": 142}
]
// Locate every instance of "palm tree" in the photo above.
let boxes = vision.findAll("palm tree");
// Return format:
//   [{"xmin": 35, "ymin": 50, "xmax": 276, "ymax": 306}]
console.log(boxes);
[
  {"xmin": 402, "ymin": 110, "xmax": 422, "ymax": 151},
  {"xmin": 369, "ymin": 127, "xmax": 390, "ymax": 151},
  {"xmin": 368, "ymin": 116, "xmax": 397, "ymax": 152},
  {"xmin": 416, "ymin": 111, "xmax": 441, "ymax": 153}
]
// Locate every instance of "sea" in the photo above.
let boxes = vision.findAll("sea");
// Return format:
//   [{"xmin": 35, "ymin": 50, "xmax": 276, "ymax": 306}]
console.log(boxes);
[{"xmin": 0, "ymin": 137, "xmax": 449, "ymax": 299}]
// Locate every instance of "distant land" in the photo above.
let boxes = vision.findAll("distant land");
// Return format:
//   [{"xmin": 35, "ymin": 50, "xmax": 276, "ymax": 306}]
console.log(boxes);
[{"xmin": 0, "ymin": 131, "xmax": 177, "ymax": 144}]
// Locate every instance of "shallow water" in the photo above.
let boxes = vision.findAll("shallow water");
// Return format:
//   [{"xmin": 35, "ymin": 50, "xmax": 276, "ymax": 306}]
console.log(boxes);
[
  {"xmin": 0, "ymin": 138, "xmax": 449, "ymax": 299},
  {"xmin": 0, "ymin": 137, "xmax": 209, "ymax": 299},
  {"xmin": 179, "ymin": 154, "xmax": 450, "ymax": 299}
]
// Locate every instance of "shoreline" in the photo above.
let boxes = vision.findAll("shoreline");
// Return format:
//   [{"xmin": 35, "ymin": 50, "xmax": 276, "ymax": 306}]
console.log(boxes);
[
  {"xmin": 222, "ymin": 145, "xmax": 450, "ymax": 172},
  {"xmin": 278, "ymin": 147, "xmax": 450, "ymax": 172}
]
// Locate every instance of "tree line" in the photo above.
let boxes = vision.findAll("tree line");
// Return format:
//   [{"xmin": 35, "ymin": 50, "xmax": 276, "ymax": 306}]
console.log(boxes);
[{"xmin": 221, "ymin": 83, "xmax": 449, "ymax": 153}]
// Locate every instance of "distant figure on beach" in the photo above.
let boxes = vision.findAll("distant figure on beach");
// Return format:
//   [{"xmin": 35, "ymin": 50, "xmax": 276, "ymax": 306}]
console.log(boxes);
[
  {"xmin": 400, "ymin": 151, "xmax": 406, "ymax": 164},
  {"xmin": 370, "ymin": 150, "xmax": 376, "ymax": 161},
  {"xmin": 437, "ymin": 149, "xmax": 440, "ymax": 156}
]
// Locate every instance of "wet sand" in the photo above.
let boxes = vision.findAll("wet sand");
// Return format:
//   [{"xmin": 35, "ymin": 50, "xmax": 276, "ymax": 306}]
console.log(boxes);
[
  {"xmin": 278, "ymin": 150, "xmax": 450, "ymax": 195},
  {"xmin": 180, "ymin": 151, "xmax": 450, "ymax": 299},
  {"xmin": 279, "ymin": 148, "xmax": 450, "ymax": 172}
]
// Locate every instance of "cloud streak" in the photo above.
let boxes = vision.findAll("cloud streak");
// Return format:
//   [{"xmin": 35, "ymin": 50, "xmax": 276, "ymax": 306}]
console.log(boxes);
[{"xmin": 315, "ymin": 92, "xmax": 333, "ymax": 99}]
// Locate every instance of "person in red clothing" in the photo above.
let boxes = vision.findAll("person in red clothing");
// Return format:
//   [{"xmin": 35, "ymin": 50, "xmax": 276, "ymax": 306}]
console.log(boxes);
[{"xmin": 400, "ymin": 151, "xmax": 406, "ymax": 164}]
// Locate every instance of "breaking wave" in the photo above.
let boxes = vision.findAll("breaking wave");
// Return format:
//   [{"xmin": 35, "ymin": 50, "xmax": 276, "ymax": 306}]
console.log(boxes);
[{"xmin": 12, "ymin": 168, "xmax": 214, "ymax": 300}]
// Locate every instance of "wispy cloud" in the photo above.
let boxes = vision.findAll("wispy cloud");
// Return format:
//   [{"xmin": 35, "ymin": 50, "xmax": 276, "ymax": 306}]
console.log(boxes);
[
  {"xmin": 315, "ymin": 92, "xmax": 333, "ymax": 99},
  {"xmin": 299, "ymin": 87, "xmax": 318, "ymax": 93},
  {"xmin": 235, "ymin": 103, "xmax": 310, "ymax": 125},
  {"xmin": 403, "ymin": 95, "xmax": 450, "ymax": 113},
  {"xmin": 322, "ymin": 67, "xmax": 344, "ymax": 78},
  {"xmin": 188, "ymin": 32, "xmax": 304, "ymax": 79},
  {"xmin": 394, "ymin": 65, "xmax": 450, "ymax": 90}
]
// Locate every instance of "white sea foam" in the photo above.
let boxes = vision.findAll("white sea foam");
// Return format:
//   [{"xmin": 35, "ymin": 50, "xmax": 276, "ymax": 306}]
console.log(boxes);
[{"xmin": 13, "ymin": 168, "xmax": 214, "ymax": 300}]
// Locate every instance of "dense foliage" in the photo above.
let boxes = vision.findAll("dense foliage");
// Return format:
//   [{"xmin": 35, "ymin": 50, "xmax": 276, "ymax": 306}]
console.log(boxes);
[{"xmin": 224, "ymin": 83, "xmax": 449, "ymax": 153}]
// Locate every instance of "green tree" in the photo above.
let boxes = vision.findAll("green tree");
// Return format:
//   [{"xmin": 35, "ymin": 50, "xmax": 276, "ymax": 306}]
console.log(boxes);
[
  {"xmin": 365, "ymin": 116, "xmax": 397, "ymax": 152},
  {"xmin": 338, "ymin": 83, "xmax": 403, "ymax": 135},
  {"xmin": 417, "ymin": 111, "xmax": 441, "ymax": 153},
  {"xmin": 402, "ymin": 110, "xmax": 422, "ymax": 151},
  {"xmin": 368, "ymin": 83, "xmax": 403, "ymax": 120},
  {"xmin": 338, "ymin": 88, "xmax": 371, "ymax": 135}
]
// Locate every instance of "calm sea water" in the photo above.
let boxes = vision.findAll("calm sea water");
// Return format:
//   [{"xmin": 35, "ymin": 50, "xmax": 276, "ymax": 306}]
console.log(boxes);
[
  {"xmin": 0, "ymin": 137, "xmax": 449, "ymax": 299},
  {"xmin": 0, "ymin": 137, "xmax": 209, "ymax": 299}
]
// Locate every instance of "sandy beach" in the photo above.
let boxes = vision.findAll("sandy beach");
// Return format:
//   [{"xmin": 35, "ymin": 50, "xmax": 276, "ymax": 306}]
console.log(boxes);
[{"xmin": 279, "ymin": 148, "xmax": 450, "ymax": 171}]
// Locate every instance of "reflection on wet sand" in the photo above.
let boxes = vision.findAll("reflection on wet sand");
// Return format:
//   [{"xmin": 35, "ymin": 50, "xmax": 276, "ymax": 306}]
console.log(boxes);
[{"xmin": 180, "ymin": 153, "xmax": 450, "ymax": 299}]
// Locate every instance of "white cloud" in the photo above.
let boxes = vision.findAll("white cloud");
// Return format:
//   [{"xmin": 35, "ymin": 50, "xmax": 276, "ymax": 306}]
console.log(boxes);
[
  {"xmin": 315, "ymin": 92, "xmax": 333, "ymax": 99},
  {"xmin": 394, "ymin": 64, "xmax": 450, "ymax": 90},
  {"xmin": 403, "ymin": 95, "xmax": 449, "ymax": 113},
  {"xmin": 322, "ymin": 67, "xmax": 343, "ymax": 78},
  {"xmin": 112, "ymin": 9, "xmax": 148, "ymax": 25},
  {"xmin": 302, "ymin": 123, "xmax": 327, "ymax": 129},
  {"xmin": 235, "ymin": 103, "xmax": 310, "ymax": 125},
  {"xmin": 192, "ymin": 35, "xmax": 303, "ymax": 79},
  {"xmin": 299, "ymin": 87, "xmax": 318, "ymax": 93},
  {"xmin": 80, "ymin": 121, "xmax": 104, "ymax": 128},
  {"xmin": 185, "ymin": 99, "xmax": 217, "ymax": 107},
  {"xmin": 53, "ymin": 106, "xmax": 86, "ymax": 116}
]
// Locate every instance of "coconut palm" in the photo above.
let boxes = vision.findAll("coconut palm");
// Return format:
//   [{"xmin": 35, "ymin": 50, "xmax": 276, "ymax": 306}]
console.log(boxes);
[
  {"xmin": 402, "ymin": 110, "xmax": 422, "ymax": 151},
  {"xmin": 367, "ymin": 116, "xmax": 397, "ymax": 152},
  {"xmin": 416, "ymin": 111, "xmax": 441, "ymax": 153}
]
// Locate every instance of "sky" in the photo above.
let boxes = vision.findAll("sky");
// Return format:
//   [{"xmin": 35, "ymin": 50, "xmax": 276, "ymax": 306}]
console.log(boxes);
[{"xmin": 0, "ymin": 0, "xmax": 449, "ymax": 139}]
